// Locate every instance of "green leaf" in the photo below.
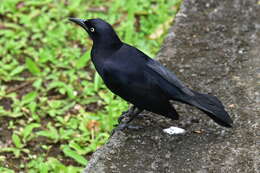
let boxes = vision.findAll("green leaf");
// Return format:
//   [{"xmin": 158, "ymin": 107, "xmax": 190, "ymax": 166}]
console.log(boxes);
[
  {"xmin": 62, "ymin": 145, "xmax": 88, "ymax": 165},
  {"xmin": 22, "ymin": 91, "xmax": 38, "ymax": 105},
  {"xmin": 38, "ymin": 162, "xmax": 49, "ymax": 173},
  {"xmin": 48, "ymin": 100, "xmax": 62, "ymax": 108},
  {"xmin": 22, "ymin": 123, "xmax": 41, "ymax": 142},
  {"xmin": 94, "ymin": 72, "xmax": 102, "ymax": 91},
  {"xmin": 10, "ymin": 65, "xmax": 25, "ymax": 76},
  {"xmin": 36, "ymin": 123, "xmax": 59, "ymax": 142},
  {"xmin": 0, "ymin": 147, "xmax": 21, "ymax": 158},
  {"xmin": 0, "ymin": 167, "xmax": 15, "ymax": 173},
  {"xmin": 28, "ymin": 102, "xmax": 37, "ymax": 113},
  {"xmin": 48, "ymin": 81, "xmax": 76, "ymax": 99},
  {"xmin": 75, "ymin": 51, "xmax": 91, "ymax": 69},
  {"xmin": 12, "ymin": 133, "xmax": 23, "ymax": 148},
  {"xmin": 25, "ymin": 58, "xmax": 41, "ymax": 76},
  {"xmin": 32, "ymin": 79, "xmax": 42, "ymax": 89},
  {"xmin": 69, "ymin": 141, "xmax": 87, "ymax": 155},
  {"xmin": 46, "ymin": 157, "xmax": 66, "ymax": 170}
]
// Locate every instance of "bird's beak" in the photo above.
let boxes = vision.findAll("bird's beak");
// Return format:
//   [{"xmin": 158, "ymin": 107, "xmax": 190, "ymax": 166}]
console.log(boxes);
[{"xmin": 69, "ymin": 18, "xmax": 89, "ymax": 31}]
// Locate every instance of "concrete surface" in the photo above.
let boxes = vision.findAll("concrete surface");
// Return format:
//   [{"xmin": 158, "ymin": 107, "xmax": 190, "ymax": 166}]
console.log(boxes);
[{"xmin": 84, "ymin": 0, "xmax": 260, "ymax": 172}]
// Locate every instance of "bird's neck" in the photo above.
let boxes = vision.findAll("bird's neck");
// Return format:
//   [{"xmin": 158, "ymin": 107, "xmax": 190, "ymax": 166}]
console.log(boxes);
[
  {"xmin": 93, "ymin": 41, "xmax": 122, "ymax": 50},
  {"xmin": 92, "ymin": 38, "xmax": 123, "ymax": 58},
  {"xmin": 90, "ymin": 42, "xmax": 122, "ymax": 77},
  {"xmin": 92, "ymin": 30, "xmax": 122, "ymax": 49}
]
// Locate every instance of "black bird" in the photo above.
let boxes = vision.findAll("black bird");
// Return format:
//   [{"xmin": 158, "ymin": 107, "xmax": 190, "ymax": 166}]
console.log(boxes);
[{"xmin": 69, "ymin": 18, "xmax": 233, "ymax": 129}]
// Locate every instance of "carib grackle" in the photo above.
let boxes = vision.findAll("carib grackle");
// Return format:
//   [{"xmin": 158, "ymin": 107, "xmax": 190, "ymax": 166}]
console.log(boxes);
[{"xmin": 69, "ymin": 18, "xmax": 233, "ymax": 130}]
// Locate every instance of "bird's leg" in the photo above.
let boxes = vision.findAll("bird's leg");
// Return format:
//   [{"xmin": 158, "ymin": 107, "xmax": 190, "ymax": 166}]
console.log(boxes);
[
  {"xmin": 124, "ymin": 107, "xmax": 143, "ymax": 124},
  {"xmin": 118, "ymin": 105, "xmax": 136, "ymax": 123},
  {"xmin": 112, "ymin": 107, "xmax": 143, "ymax": 135}
]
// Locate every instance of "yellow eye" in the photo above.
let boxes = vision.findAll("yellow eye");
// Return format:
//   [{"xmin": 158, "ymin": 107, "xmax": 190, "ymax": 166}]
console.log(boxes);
[{"xmin": 90, "ymin": 27, "xmax": 95, "ymax": 32}]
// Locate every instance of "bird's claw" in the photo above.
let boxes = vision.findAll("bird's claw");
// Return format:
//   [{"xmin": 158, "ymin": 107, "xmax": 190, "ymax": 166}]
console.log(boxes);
[
  {"xmin": 111, "ymin": 123, "xmax": 143, "ymax": 135},
  {"xmin": 117, "ymin": 113, "xmax": 128, "ymax": 123},
  {"xmin": 118, "ymin": 108, "xmax": 133, "ymax": 123},
  {"xmin": 111, "ymin": 124, "xmax": 127, "ymax": 135}
]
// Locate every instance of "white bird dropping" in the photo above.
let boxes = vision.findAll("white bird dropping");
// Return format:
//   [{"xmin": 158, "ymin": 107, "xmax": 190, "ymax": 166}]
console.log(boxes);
[{"xmin": 163, "ymin": 126, "xmax": 186, "ymax": 135}]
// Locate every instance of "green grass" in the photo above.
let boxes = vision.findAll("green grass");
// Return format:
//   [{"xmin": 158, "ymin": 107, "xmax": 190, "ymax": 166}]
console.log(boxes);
[{"xmin": 0, "ymin": 0, "xmax": 182, "ymax": 172}]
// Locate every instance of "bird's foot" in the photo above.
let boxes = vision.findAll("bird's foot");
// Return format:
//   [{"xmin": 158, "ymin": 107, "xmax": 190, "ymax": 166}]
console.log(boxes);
[
  {"xmin": 111, "ymin": 123, "xmax": 143, "ymax": 135},
  {"xmin": 117, "ymin": 106, "xmax": 135, "ymax": 123},
  {"xmin": 118, "ymin": 111, "xmax": 129, "ymax": 123}
]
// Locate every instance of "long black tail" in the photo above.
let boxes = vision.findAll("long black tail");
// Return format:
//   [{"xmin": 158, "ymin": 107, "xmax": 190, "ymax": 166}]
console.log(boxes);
[{"xmin": 188, "ymin": 90, "xmax": 233, "ymax": 127}]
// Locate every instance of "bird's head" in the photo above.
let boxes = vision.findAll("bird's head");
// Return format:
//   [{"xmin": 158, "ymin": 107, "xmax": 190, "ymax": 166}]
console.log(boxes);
[{"xmin": 69, "ymin": 18, "xmax": 122, "ymax": 48}]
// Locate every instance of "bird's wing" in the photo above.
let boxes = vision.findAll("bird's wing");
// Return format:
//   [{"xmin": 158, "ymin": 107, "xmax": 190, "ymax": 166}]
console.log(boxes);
[{"xmin": 146, "ymin": 59, "xmax": 194, "ymax": 97}]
